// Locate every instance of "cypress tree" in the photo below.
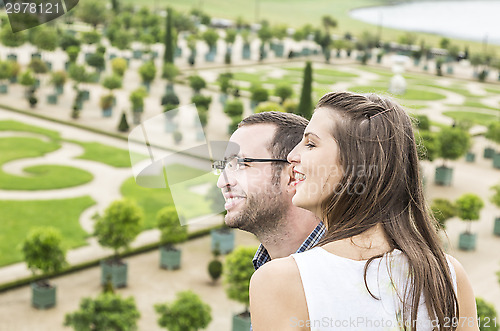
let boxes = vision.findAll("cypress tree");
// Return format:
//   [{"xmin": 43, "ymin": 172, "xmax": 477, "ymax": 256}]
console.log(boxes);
[
  {"xmin": 164, "ymin": 8, "xmax": 174, "ymax": 63},
  {"xmin": 297, "ymin": 61, "xmax": 313, "ymax": 119},
  {"xmin": 118, "ymin": 111, "xmax": 129, "ymax": 132}
]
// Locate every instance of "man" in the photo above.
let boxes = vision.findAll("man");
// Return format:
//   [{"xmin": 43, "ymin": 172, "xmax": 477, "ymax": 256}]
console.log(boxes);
[{"xmin": 216, "ymin": 111, "xmax": 325, "ymax": 270}]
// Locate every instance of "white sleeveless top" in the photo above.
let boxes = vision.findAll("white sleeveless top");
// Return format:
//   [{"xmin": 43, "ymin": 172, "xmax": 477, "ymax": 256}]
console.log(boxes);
[{"xmin": 292, "ymin": 247, "xmax": 457, "ymax": 331}]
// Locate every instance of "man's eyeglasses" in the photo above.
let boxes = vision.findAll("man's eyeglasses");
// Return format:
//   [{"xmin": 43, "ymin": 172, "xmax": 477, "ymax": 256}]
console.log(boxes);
[{"xmin": 212, "ymin": 157, "xmax": 289, "ymax": 175}]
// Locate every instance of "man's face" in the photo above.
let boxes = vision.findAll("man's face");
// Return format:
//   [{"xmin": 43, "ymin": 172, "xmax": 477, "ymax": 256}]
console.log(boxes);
[{"xmin": 216, "ymin": 124, "xmax": 289, "ymax": 234}]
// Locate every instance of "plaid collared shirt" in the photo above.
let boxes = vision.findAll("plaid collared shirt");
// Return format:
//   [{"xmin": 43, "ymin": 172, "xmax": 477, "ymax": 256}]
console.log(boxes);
[{"xmin": 252, "ymin": 221, "xmax": 326, "ymax": 271}]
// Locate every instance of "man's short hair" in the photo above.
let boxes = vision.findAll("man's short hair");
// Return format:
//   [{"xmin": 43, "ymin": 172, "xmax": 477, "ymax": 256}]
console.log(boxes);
[{"xmin": 238, "ymin": 111, "xmax": 308, "ymax": 175}]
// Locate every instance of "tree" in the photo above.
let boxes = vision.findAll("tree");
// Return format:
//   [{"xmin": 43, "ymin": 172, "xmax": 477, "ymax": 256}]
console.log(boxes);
[
  {"xmin": 485, "ymin": 122, "xmax": 500, "ymax": 145},
  {"xmin": 81, "ymin": 30, "xmax": 101, "ymax": 45},
  {"xmin": 50, "ymin": 71, "xmax": 67, "ymax": 89},
  {"xmin": 129, "ymin": 87, "xmax": 148, "ymax": 112},
  {"xmin": 0, "ymin": 61, "xmax": 13, "ymax": 83},
  {"xmin": 164, "ymin": 7, "xmax": 174, "ymax": 63},
  {"xmin": 103, "ymin": 75, "xmax": 123, "ymax": 92},
  {"xmin": 29, "ymin": 58, "xmax": 48, "ymax": 75},
  {"xmin": 217, "ymin": 73, "xmax": 233, "ymax": 95},
  {"xmin": 455, "ymin": 193, "xmax": 484, "ymax": 234},
  {"xmin": 297, "ymin": 61, "xmax": 313, "ymax": 119},
  {"xmin": 64, "ymin": 293, "xmax": 140, "ymax": 331},
  {"xmin": 162, "ymin": 63, "xmax": 180, "ymax": 84},
  {"xmin": 93, "ymin": 199, "xmax": 143, "ymax": 259},
  {"xmin": 274, "ymin": 83, "xmax": 293, "ymax": 104},
  {"xmin": 188, "ymin": 75, "xmax": 206, "ymax": 93},
  {"xmin": 111, "ymin": 58, "xmax": 128, "ymax": 77},
  {"xmin": 322, "ymin": 15, "xmax": 337, "ymax": 34},
  {"xmin": 413, "ymin": 114, "xmax": 430, "ymax": 131},
  {"xmin": 208, "ymin": 248, "xmax": 223, "ymax": 283},
  {"xmin": 476, "ymin": 297, "xmax": 499, "ymax": 331},
  {"xmin": 224, "ymin": 100, "xmax": 244, "ymax": 118},
  {"xmin": 191, "ymin": 94, "xmax": 212, "ymax": 110},
  {"xmin": 59, "ymin": 32, "xmax": 81, "ymax": 51},
  {"xmin": 76, "ymin": 0, "xmax": 108, "ymax": 28},
  {"xmin": 66, "ymin": 46, "xmax": 80, "ymax": 63},
  {"xmin": 491, "ymin": 183, "xmax": 500, "ymax": 210},
  {"xmin": 22, "ymin": 227, "xmax": 67, "ymax": 279},
  {"xmin": 19, "ymin": 70, "xmax": 36, "ymax": 88},
  {"xmin": 112, "ymin": 30, "xmax": 132, "ymax": 50},
  {"xmin": 86, "ymin": 52, "xmax": 106, "ymax": 71},
  {"xmin": 250, "ymin": 85, "xmax": 269, "ymax": 105},
  {"xmin": 31, "ymin": 27, "xmax": 58, "ymax": 52},
  {"xmin": 155, "ymin": 290, "xmax": 212, "ymax": 331},
  {"xmin": 157, "ymin": 206, "xmax": 187, "ymax": 248},
  {"xmin": 118, "ymin": 112, "xmax": 130, "ymax": 132},
  {"xmin": 431, "ymin": 199, "xmax": 456, "ymax": 230},
  {"xmin": 0, "ymin": 24, "xmax": 26, "ymax": 48},
  {"xmin": 138, "ymin": 61, "xmax": 156, "ymax": 85},
  {"xmin": 202, "ymin": 29, "xmax": 219, "ymax": 52},
  {"xmin": 436, "ymin": 127, "xmax": 470, "ymax": 166},
  {"xmin": 68, "ymin": 64, "xmax": 89, "ymax": 89},
  {"xmin": 224, "ymin": 246, "xmax": 257, "ymax": 313}
]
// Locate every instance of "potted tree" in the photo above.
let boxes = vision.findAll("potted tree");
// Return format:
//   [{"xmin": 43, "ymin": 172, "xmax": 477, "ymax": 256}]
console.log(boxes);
[
  {"xmin": 93, "ymin": 198, "xmax": 143, "ymax": 288},
  {"xmin": 138, "ymin": 61, "xmax": 156, "ymax": 92},
  {"xmin": 208, "ymin": 184, "xmax": 235, "ymax": 254},
  {"xmin": 217, "ymin": 72, "xmax": 233, "ymax": 105},
  {"xmin": 490, "ymin": 183, "xmax": 500, "ymax": 236},
  {"xmin": 111, "ymin": 57, "xmax": 128, "ymax": 77},
  {"xmin": 224, "ymin": 29, "xmax": 237, "ymax": 64},
  {"xmin": 241, "ymin": 29, "xmax": 252, "ymax": 60},
  {"xmin": 0, "ymin": 60, "xmax": 12, "ymax": 94},
  {"xmin": 117, "ymin": 111, "xmax": 130, "ymax": 132},
  {"xmin": 65, "ymin": 292, "xmax": 141, "ymax": 331},
  {"xmin": 455, "ymin": 193, "xmax": 484, "ymax": 251},
  {"xmin": 162, "ymin": 62, "xmax": 180, "ymax": 93},
  {"xmin": 202, "ymin": 29, "xmax": 219, "ymax": 62},
  {"xmin": 155, "ymin": 290, "xmax": 212, "ymax": 331},
  {"xmin": 434, "ymin": 127, "xmax": 470, "ymax": 186},
  {"xmin": 274, "ymin": 83, "xmax": 293, "ymax": 105},
  {"xmin": 100, "ymin": 94, "xmax": 115, "ymax": 117},
  {"xmin": 224, "ymin": 246, "xmax": 257, "ymax": 331},
  {"xmin": 129, "ymin": 87, "xmax": 148, "ymax": 124},
  {"xmin": 431, "ymin": 198, "xmax": 456, "ymax": 231},
  {"xmin": 50, "ymin": 71, "xmax": 67, "ymax": 95},
  {"xmin": 224, "ymin": 100, "xmax": 244, "ymax": 135},
  {"xmin": 208, "ymin": 247, "xmax": 223, "ymax": 284},
  {"xmin": 485, "ymin": 122, "xmax": 500, "ymax": 167},
  {"xmin": 102, "ymin": 74, "xmax": 122, "ymax": 108},
  {"xmin": 188, "ymin": 75, "xmax": 207, "ymax": 95},
  {"xmin": 157, "ymin": 206, "xmax": 188, "ymax": 270},
  {"xmin": 249, "ymin": 84, "xmax": 269, "ymax": 110},
  {"xmin": 21, "ymin": 227, "xmax": 67, "ymax": 309}
]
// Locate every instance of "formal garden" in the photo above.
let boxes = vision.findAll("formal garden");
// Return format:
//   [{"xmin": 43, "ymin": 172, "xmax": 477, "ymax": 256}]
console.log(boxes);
[{"xmin": 1, "ymin": 0, "xmax": 500, "ymax": 329}]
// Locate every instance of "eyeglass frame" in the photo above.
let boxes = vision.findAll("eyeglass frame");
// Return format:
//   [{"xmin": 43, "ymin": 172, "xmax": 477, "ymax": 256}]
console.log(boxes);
[{"xmin": 212, "ymin": 157, "xmax": 290, "ymax": 175}]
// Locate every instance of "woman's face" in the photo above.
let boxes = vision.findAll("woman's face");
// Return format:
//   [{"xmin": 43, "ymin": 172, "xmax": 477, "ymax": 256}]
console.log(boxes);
[{"xmin": 287, "ymin": 107, "xmax": 343, "ymax": 217}]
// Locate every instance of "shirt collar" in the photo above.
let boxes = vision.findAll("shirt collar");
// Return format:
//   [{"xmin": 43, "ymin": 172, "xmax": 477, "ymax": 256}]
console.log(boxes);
[{"xmin": 252, "ymin": 221, "xmax": 326, "ymax": 270}]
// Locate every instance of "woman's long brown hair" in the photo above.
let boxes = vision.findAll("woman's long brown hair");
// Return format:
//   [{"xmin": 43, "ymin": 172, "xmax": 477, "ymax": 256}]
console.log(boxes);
[{"xmin": 316, "ymin": 91, "xmax": 458, "ymax": 330}]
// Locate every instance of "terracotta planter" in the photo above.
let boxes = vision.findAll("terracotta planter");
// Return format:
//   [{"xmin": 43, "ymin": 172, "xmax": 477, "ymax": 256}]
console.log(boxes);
[{"xmin": 31, "ymin": 282, "xmax": 56, "ymax": 309}]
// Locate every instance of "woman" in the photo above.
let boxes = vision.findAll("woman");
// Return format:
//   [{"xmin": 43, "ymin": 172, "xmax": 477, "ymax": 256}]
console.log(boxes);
[{"xmin": 250, "ymin": 92, "xmax": 478, "ymax": 330}]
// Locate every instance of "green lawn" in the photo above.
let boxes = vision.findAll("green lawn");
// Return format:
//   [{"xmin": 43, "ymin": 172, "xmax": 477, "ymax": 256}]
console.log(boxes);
[
  {"xmin": 0, "ymin": 120, "xmax": 61, "ymax": 140},
  {"xmin": 442, "ymin": 111, "xmax": 499, "ymax": 127},
  {"xmin": 285, "ymin": 67, "xmax": 359, "ymax": 78},
  {"xmin": 72, "ymin": 141, "xmax": 148, "ymax": 168},
  {"xmin": 0, "ymin": 196, "xmax": 95, "ymax": 267},
  {"xmin": 120, "ymin": 164, "xmax": 218, "ymax": 229},
  {"xmin": 0, "ymin": 137, "xmax": 93, "ymax": 190},
  {"xmin": 348, "ymin": 85, "xmax": 446, "ymax": 101},
  {"xmin": 463, "ymin": 99, "xmax": 500, "ymax": 112}
]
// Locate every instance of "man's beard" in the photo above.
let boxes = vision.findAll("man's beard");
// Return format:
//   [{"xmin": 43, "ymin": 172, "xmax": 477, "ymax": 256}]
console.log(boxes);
[{"xmin": 225, "ymin": 188, "xmax": 288, "ymax": 237}]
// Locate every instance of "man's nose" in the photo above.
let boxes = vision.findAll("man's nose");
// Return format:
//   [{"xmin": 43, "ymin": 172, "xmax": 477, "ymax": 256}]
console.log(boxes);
[{"xmin": 217, "ymin": 170, "xmax": 236, "ymax": 188}]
